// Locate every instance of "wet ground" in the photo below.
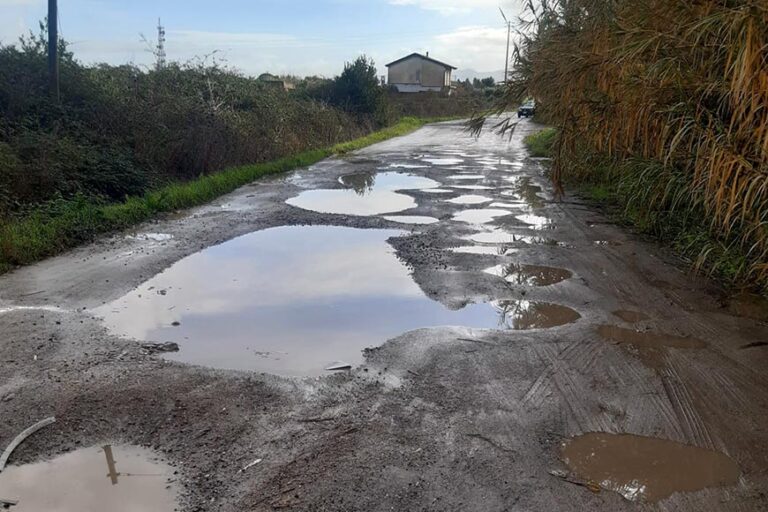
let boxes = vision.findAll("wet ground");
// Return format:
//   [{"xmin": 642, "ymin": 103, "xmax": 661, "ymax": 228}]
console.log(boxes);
[{"xmin": 0, "ymin": 119, "xmax": 767, "ymax": 511}]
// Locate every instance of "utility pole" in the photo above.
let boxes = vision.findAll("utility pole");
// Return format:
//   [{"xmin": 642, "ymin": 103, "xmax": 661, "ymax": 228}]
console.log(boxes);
[
  {"xmin": 500, "ymin": 7, "xmax": 511, "ymax": 85},
  {"xmin": 156, "ymin": 18, "xmax": 166, "ymax": 70},
  {"xmin": 48, "ymin": 0, "xmax": 59, "ymax": 101}
]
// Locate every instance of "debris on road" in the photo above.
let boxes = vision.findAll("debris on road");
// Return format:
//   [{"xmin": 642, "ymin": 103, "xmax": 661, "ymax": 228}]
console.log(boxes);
[
  {"xmin": 325, "ymin": 361, "xmax": 352, "ymax": 371},
  {"xmin": 0, "ymin": 417, "xmax": 56, "ymax": 472},
  {"xmin": 140, "ymin": 342, "xmax": 180, "ymax": 355}
]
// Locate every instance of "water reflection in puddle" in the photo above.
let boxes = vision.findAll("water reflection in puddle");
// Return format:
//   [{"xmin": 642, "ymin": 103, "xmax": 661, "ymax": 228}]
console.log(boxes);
[
  {"xmin": 448, "ymin": 246, "xmax": 514, "ymax": 256},
  {"xmin": 447, "ymin": 175, "xmax": 484, "ymax": 180},
  {"xmin": 516, "ymin": 214, "xmax": 554, "ymax": 230},
  {"xmin": 287, "ymin": 171, "xmax": 438, "ymax": 215},
  {"xmin": 422, "ymin": 157, "xmax": 464, "ymax": 166},
  {"xmin": 447, "ymin": 195, "xmax": 493, "ymax": 205},
  {"xmin": 467, "ymin": 230, "xmax": 554, "ymax": 245},
  {"xmin": 420, "ymin": 189, "xmax": 454, "ymax": 194},
  {"xmin": 451, "ymin": 185, "xmax": 494, "ymax": 190},
  {"xmin": 494, "ymin": 300, "xmax": 580, "ymax": 329},
  {"xmin": 384, "ymin": 216, "xmax": 439, "ymax": 225},
  {"xmin": 452, "ymin": 209, "xmax": 511, "ymax": 224},
  {"xmin": 0, "ymin": 445, "xmax": 177, "ymax": 511},
  {"xmin": 485, "ymin": 264, "xmax": 572, "ymax": 286},
  {"xmin": 561, "ymin": 433, "xmax": 740, "ymax": 502},
  {"xmin": 95, "ymin": 226, "xmax": 562, "ymax": 377}
]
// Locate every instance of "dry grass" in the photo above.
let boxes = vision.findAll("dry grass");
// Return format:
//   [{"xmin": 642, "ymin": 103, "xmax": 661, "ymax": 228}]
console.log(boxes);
[{"xmin": 484, "ymin": 0, "xmax": 768, "ymax": 289}]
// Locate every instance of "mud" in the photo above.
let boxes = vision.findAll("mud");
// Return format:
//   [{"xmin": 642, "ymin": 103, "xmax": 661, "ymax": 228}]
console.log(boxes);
[
  {"xmin": 0, "ymin": 119, "xmax": 766, "ymax": 511},
  {"xmin": 561, "ymin": 433, "xmax": 740, "ymax": 502},
  {"xmin": 613, "ymin": 310, "xmax": 651, "ymax": 323}
]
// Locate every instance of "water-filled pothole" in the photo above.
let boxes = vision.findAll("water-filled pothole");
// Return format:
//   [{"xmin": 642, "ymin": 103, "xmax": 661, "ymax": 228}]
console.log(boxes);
[
  {"xmin": 446, "ymin": 195, "xmax": 493, "ymax": 205},
  {"xmin": 485, "ymin": 264, "xmax": 572, "ymax": 286},
  {"xmin": 597, "ymin": 325, "xmax": 706, "ymax": 349},
  {"xmin": 0, "ymin": 444, "xmax": 177, "ymax": 511},
  {"xmin": 422, "ymin": 157, "xmax": 464, "ymax": 166},
  {"xmin": 561, "ymin": 433, "xmax": 740, "ymax": 502},
  {"xmin": 451, "ymin": 185, "xmax": 494, "ymax": 190},
  {"xmin": 448, "ymin": 246, "xmax": 513, "ymax": 256},
  {"xmin": 467, "ymin": 230, "xmax": 554, "ymax": 245},
  {"xmin": 494, "ymin": 300, "xmax": 580, "ymax": 329},
  {"xmin": 384, "ymin": 216, "xmax": 439, "ymax": 225},
  {"xmin": 286, "ymin": 171, "xmax": 438, "ymax": 215},
  {"xmin": 96, "ymin": 226, "xmax": 563, "ymax": 377},
  {"xmin": 516, "ymin": 214, "xmax": 554, "ymax": 230},
  {"xmin": 452, "ymin": 209, "xmax": 511, "ymax": 224},
  {"xmin": 447, "ymin": 175, "xmax": 484, "ymax": 180}
]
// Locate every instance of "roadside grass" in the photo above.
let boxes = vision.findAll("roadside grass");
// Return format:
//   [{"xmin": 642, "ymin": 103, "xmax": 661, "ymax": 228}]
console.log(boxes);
[
  {"xmin": 522, "ymin": 128, "xmax": 557, "ymax": 158},
  {"xmin": 523, "ymin": 128, "xmax": 762, "ymax": 292},
  {"xmin": 0, "ymin": 116, "xmax": 443, "ymax": 274}
]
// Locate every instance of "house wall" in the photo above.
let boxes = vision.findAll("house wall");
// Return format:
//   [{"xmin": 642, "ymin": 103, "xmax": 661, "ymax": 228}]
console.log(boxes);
[{"xmin": 388, "ymin": 57, "xmax": 451, "ymax": 89}]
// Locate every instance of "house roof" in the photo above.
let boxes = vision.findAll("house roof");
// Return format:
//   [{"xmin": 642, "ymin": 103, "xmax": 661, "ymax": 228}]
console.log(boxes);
[{"xmin": 385, "ymin": 53, "xmax": 457, "ymax": 70}]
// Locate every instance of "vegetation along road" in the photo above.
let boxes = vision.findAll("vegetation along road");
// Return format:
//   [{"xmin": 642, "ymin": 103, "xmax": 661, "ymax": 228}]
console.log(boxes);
[{"xmin": 0, "ymin": 119, "xmax": 766, "ymax": 510}]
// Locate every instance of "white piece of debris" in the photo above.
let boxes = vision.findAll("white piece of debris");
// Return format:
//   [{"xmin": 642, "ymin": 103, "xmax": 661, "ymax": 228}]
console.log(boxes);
[
  {"xmin": 325, "ymin": 362, "xmax": 352, "ymax": 371},
  {"xmin": 0, "ymin": 417, "xmax": 56, "ymax": 472},
  {"xmin": 240, "ymin": 459, "xmax": 262, "ymax": 472}
]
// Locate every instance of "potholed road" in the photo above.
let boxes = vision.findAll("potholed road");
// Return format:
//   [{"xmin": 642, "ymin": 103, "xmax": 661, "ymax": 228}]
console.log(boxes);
[{"xmin": 0, "ymin": 120, "xmax": 766, "ymax": 511}]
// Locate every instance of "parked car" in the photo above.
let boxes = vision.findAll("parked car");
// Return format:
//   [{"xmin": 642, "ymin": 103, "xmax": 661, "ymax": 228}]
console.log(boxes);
[{"xmin": 518, "ymin": 102, "xmax": 536, "ymax": 118}]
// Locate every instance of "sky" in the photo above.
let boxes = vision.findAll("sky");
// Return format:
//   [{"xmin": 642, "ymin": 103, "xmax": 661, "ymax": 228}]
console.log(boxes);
[{"xmin": 0, "ymin": 0, "xmax": 523, "ymax": 78}]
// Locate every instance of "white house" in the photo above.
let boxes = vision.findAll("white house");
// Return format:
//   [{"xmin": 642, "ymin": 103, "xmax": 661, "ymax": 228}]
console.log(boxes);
[{"xmin": 386, "ymin": 53, "xmax": 456, "ymax": 93}]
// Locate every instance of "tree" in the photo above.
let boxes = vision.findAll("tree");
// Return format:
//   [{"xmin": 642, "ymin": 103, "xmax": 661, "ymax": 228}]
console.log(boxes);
[{"xmin": 331, "ymin": 55, "xmax": 385, "ymax": 121}]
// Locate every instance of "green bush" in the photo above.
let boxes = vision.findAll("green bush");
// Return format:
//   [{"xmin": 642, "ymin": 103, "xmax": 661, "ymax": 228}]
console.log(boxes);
[{"xmin": 523, "ymin": 128, "xmax": 557, "ymax": 158}]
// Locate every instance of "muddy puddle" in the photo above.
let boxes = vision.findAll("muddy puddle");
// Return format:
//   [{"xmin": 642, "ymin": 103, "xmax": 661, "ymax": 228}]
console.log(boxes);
[
  {"xmin": 494, "ymin": 300, "xmax": 580, "ymax": 329},
  {"xmin": 560, "ymin": 433, "xmax": 740, "ymax": 502},
  {"xmin": 95, "ymin": 226, "xmax": 571, "ymax": 377},
  {"xmin": 383, "ymin": 216, "xmax": 439, "ymax": 225},
  {"xmin": 0, "ymin": 444, "xmax": 177, "ymax": 511},
  {"xmin": 452, "ymin": 209, "xmax": 512, "ymax": 224},
  {"xmin": 287, "ymin": 171, "xmax": 439, "ymax": 215},
  {"xmin": 485, "ymin": 264, "xmax": 572, "ymax": 286},
  {"xmin": 447, "ymin": 195, "xmax": 493, "ymax": 205},
  {"xmin": 597, "ymin": 325, "xmax": 706, "ymax": 350}
]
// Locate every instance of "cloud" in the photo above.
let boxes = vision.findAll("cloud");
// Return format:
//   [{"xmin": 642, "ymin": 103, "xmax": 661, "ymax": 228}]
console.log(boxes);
[
  {"xmin": 389, "ymin": 0, "xmax": 500, "ymax": 15},
  {"xmin": 430, "ymin": 25, "xmax": 509, "ymax": 72}
]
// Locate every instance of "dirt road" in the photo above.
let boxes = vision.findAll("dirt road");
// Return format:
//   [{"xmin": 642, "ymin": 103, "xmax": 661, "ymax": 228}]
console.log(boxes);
[{"xmin": 0, "ymin": 120, "xmax": 766, "ymax": 511}]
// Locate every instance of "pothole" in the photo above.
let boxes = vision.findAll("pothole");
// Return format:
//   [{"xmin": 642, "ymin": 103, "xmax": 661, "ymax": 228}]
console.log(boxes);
[
  {"xmin": 515, "ymin": 214, "xmax": 554, "ymax": 230},
  {"xmin": 0, "ymin": 444, "xmax": 178, "ymax": 511},
  {"xmin": 597, "ymin": 325, "xmax": 706, "ymax": 349},
  {"xmin": 560, "ymin": 433, "xmax": 740, "ymax": 502},
  {"xmin": 95, "ymin": 226, "xmax": 553, "ymax": 377},
  {"xmin": 494, "ymin": 300, "xmax": 580, "ymax": 329},
  {"xmin": 446, "ymin": 195, "xmax": 493, "ymax": 205},
  {"xmin": 421, "ymin": 157, "xmax": 464, "ymax": 166},
  {"xmin": 485, "ymin": 264, "xmax": 572, "ymax": 286},
  {"xmin": 466, "ymin": 230, "xmax": 555, "ymax": 245},
  {"xmin": 286, "ymin": 171, "xmax": 438, "ymax": 215},
  {"xmin": 447, "ymin": 175, "xmax": 484, "ymax": 180},
  {"xmin": 383, "ymin": 216, "xmax": 439, "ymax": 225},
  {"xmin": 448, "ymin": 246, "xmax": 514, "ymax": 255},
  {"xmin": 450, "ymin": 185, "xmax": 494, "ymax": 190},
  {"xmin": 452, "ymin": 209, "xmax": 512, "ymax": 224}
]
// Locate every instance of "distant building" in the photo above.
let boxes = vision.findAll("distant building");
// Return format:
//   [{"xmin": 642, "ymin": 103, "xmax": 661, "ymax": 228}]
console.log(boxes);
[
  {"xmin": 386, "ymin": 53, "xmax": 456, "ymax": 94},
  {"xmin": 257, "ymin": 73, "xmax": 295, "ymax": 91}
]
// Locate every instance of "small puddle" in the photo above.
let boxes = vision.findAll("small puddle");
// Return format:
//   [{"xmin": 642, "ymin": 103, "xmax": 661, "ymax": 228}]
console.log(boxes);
[
  {"xmin": 384, "ymin": 216, "xmax": 439, "ymax": 225},
  {"xmin": 467, "ymin": 230, "xmax": 554, "ymax": 245},
  {"xmin": 561, "ymin": 433, "xmax": 740, "ymax": 502},
  {"xmin": 516, "ymin": 214, "xmax": 554, "ymax": 230},
  {"xmin": 613, "ymin": 310, "xmax": 650, "ymax": 323},
  {"xmin": 495, "ymin": 300, "xmax": 580, "ymax": 329},
  {"xmin": 95, "ymin": 226, "xmax": 555, "ymax": 377},
  {"xmin": 452, "ymin": 209, "xmax": 511, "ymax": 224},
  {"xmin": 422, "ymin": 157, "xmax": 464, "ymax": 166},
  {"xmin": 597, "ymin": 325, "xmax": 706, "ymax": 350},
  {"xmin": 447, "ymin": 175, "xmax": 484, "ymax": 180},
  {"xmin": 447, "ymin": 195, "xmax": 493, "ymax": 205},
  {"xmin": 451, "ymin": 185, "xmax": 494, "ymax": 190},
  {"xmin": 287, "ymin": 171, "xmax": 438, "ymax": 216},
  {"xmin": 0, "ymin": 444, "xmax": 177, "ymax": 511},
  {"xmin": 485, "ymin": 264, "xmax": 572, "ymax": 286},
  {"xmin": 448, "ymin": 246, "xmax": 514, "ymax": 256},
  {"xmin": 420, "ymin": 189, "xmax": 454, "ymax": 194},
  {"xmin": 501, "ymin": 177, "xmax": 546, "ymax": 208}
]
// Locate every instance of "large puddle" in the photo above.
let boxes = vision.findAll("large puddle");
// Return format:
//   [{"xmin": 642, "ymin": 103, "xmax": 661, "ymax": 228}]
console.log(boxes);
[
  {"xmin": 95, "ymin": 226, "xmax": 578, "ymax": 376},
  {"xmin": 286, "ymin": 171, "xmax": 439, "ymax": 215},
  {"xmin": 0, "ymin": 444, "xmax": 177, "ymax": 511},
  {"xmin": 561, "ymin": 433, "xmax": 740, "ymax": 502}
]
